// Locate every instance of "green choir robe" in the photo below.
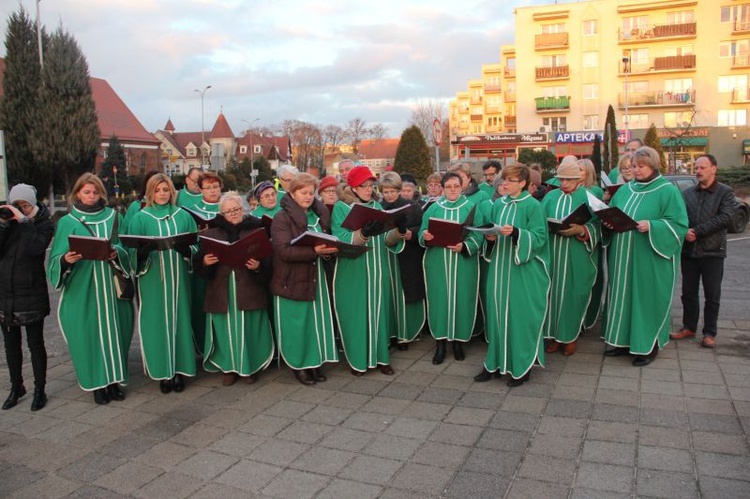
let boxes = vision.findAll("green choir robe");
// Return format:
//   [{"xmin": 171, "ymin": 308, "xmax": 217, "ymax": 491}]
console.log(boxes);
[
  {"xmin": 603, "ymin": 175, "xmax": 688, "ymax": 354},
  {"xmin": 128, "ymin": 204, "xmax": 198, "ymax": 380},
  {"xmin": 608, "ymin": 168, "xmax": 620, "ymax": 184},
  {"xmin": 386, "ymin": 252, "xmax": 425, "ymax": 344},
  {"xmin": 122, "ymin": 199, "xmax": 144, "ymax": 233},
  {"xmin": 47, "ymin": 206, "xmax": 134, "ymax": 391},
  {"xmin": 332, "ymin": 200, "xmax": 403, "ymax": 372},
  {"xmin": 483, "ymin": 192, "xmax": 550, "ymax": 379},
  {"xmin": 584, "ymin": 185, "xmax": 606, "ymax": 328},
  {"xmin": 177, "ymin": 188, "xmax": 203, "ymax": 210},
  {"xmin": 474, "ymin": 197, "xmax": 494, "ymax": 338},
  {"xmin": 478, "ymin": 182, "xmax": 495, "ymax": 198},
  {"xmin": 188, "ymin": 199, "xmax": 220, "ymax": 355},
  {"xmin": 419, "ymin": 196, "xmax": 483, "ymax": 342},
  {"xmin": 542, "ymin": 186, "xmax": 600, "ymax": 344},
  {"xmin": 274, "ymin": 212, "xmax": 339, "ymax": 369},
  {"xmin": 252, "ymin": 204, "xmax": 281, "ymax": 219}
]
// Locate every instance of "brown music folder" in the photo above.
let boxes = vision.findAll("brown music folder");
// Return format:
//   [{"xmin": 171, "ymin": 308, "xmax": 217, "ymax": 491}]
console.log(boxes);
[
  {"xmin": 199, "ymin": 228, "xmax": 273, "ymax": 267},
  {"xmin": 68, "ymin": 235, "xmax": 113, "ymax": 261},
  {"xmin": 119, "ymin": 232, "xmax": 198, "ymax": 251},
  {"xmin": 425, "ymin": 218, "xmax": 465, "ymax": 248},
  {"xmin": 341, "ymin": 203, "xmax": 411, "ymax": 236},
  {"xmin": 547, "ymin": 203, "xmax": 592, "ymax": 232},
  {"xmin": 290, "ymin": 230, "xmax": 371, "ymax": 259}
]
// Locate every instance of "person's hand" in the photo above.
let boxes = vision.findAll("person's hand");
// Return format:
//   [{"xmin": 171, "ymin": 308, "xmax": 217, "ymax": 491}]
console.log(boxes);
[
  {"xmin": 361, "ymin": 220, "xmax": 384, "ymax": 238},
  {"xmin": 245, "ymin": 258, "xmax": 260, "ymax": 270},
  {"xmin": 0, "ymin": 204, "xmax": 24, "ymax": 221},
  {"xmin": 203, "ymin": 253, "xmax": 219, "ymax": 266},
  {"xmin": 602, "ymin": 191, "xmax": 612, "ymax": 203},
  {"xmin": 636, "ymin": 221, "xmax": 650, "ymax": 233},
  {"xmin": 601, "ymin": 221, "xmax": 614, "ymax": 231},
  {"xmin": 485, "ymin": 234, "xmax": 497, "ymax": 242},
  {"xmin": 422, "ymin": 231, "xmax": 434, "ymax": 241},
  {"xmin": 558, "ymin": 223, "xmax": 585, "ymax": 238},
  {"xmin": 108, "ymin": 249, "xmax": 118, "ymax": 261},
  {"xmin": 402, "ymin": 229, "xmax": 413, "ymax": 241},
  {"xmin": 685, "ymin": 228, "xmax": 697, "ymax": 242},
  {"xmin": 499, "ymin": 224, "xmax": 514, "ymax": 237},
  {"xmin": 314, "ymin": 244, "xmax": 339, "ymax": 256},
  {"xmin": 64, "ymin": 251, "xmax": 83, "ymax": 264},
  {"xmin": 447, "ymin": 242, "xmax": 463, "ymax": 253}
]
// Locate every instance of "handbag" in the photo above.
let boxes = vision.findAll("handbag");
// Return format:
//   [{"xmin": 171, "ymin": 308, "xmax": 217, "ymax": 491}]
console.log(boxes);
[{"xmin": 80, "ymin": 213, "xmax": 134, "ymax": 301}]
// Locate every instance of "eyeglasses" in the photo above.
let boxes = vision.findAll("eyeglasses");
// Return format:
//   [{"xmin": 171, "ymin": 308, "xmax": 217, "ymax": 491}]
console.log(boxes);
[
  {"xmin": 222, "ymin": 207, "xmax": 243, "ymax": 216},
  {"xmin": 500, "ymin": 178, "xmax": 521, "ymax": 184},
  {"xmin": 280, "ymin": 177, "xmax": 294, "ymax": 183},
  {"xmin": 357, "ymin": 182, "xmax": 374, "ymax": 189},
  {"xmin": 202, "ymin": 185, "xmax": 221, "ymax": 191}
]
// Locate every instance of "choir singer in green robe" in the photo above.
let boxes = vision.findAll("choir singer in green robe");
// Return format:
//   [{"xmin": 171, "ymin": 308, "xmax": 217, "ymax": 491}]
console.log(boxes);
[
  {"xmin": 475, "ymin": 164, "xmax": 550, "ymax": 387},
  {"xmin": 47, "ymin": 173, "xmax": 134, "ymax": 405},
  {"xmin": 602, "ymin": 146, "xmax": 688, "ymax": 366}
]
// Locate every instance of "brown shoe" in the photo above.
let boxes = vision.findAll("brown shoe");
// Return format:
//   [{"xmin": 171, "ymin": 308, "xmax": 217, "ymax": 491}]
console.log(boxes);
[
  {"xmin": 242, "ymin": 373, "xmax": 258, "ymax": 384},
  {"xmin": 701, "ymin": 336, "xmax": 716, "ymax": 349},
  {"xmin": 222, "ymin": 373, "xmax": 238, "ymax": 386},
  {"xmin": 563, "ymin": 340, "xmax": 578, "ymax": 356},
  {"xmin": 670, "ymin": 328, "xmax": 696, "ymax": 340},
  {"xmin": 545, "ymin": 341, "xmax": 561, "ymax": 354},
  {"xmin": 378, "ymin": 364, "xmax": 395, "ymax": 376}
]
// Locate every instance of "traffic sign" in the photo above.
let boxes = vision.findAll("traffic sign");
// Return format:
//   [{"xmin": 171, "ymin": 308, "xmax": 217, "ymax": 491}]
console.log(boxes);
[{"xmin": 433, "ymin": 119, "xmax": 442, "ymax": 146}]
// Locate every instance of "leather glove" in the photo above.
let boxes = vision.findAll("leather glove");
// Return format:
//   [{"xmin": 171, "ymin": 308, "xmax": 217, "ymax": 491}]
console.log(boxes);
[
  {"xmin": 396, "ymin": 217, "xmax": 408, "ymax": 234},
  {"xmin": 137, "ymin": 242, "xmax": 156, "ymax": 261},
  {"xmin": 558, "ymin": 223, "xmax": 585, "ymax": 238},
  {"xmin": 174, "ymin": 244, "xmax": 192, "ymax": 259},
  {"xmin": 361, "ymin": 220, "xmax": 385, "ymax": 238}
]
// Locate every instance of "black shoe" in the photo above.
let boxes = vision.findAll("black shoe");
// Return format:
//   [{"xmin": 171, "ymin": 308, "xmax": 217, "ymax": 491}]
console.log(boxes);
[
  {"xmin": 310, "ymin": 368, "xmax": 327, "ymax": 382},
  {"xmin": 397, "ymin": 343, "xmax": 409, "ymax": 351},
  {"xmin": 632, "ymin": 355, "xmax": 653, "ymax": 367},
  {"xmin": 452, "ymin": 342, "xmax": 465, "ymax": 361},
  {"xmin": 159, "ymin": 380, "xmax": 173, "ymax": 394},
  {"xmin": 604, "ymin": 347, "xmax": 629, "ymax": 357},
  {"xmin": 107, "ymin": 384, "xmax": 125, "ymax": 401},
  {"xmin": 30, "ymin": 388, "xmax": 47, "ymax": 411},
  {"xmin": 432, "ymin": 340, "xmax": 446, "ymax": 365},
  {"xmin": 93, "ymin": 388, "xmax": 110, "ymax": 405},
  {"xmin": 507, "ymin": 372, "xmax": 530, "ymax": 388},
  {"xmin": 473, "ymin": 369, "xmax": 492, "ymax": 382},
  {"xmin": 294, "ymin": 369, "xmax": 316, "ymax": 385},
  {"xmin": 172, "ymin": 374, "xmax": 185, "ymax": 393},
  {"xmin": 2, "ymin": 385, "xmax": 27, "ymax": 410}
]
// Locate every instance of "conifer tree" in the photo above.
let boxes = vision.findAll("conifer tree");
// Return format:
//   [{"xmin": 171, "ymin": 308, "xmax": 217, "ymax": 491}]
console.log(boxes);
[
  {"xmin": 644, "ymin": 124, "xmax": 668, "ymax": 173},
  {"xmin": 591, "ymin": 134, "xmax": 602, "ymax": 180},
  {"xmin": 602, "ymin": 105, "xmax": 618, "ymax": 173},
  {"xmin": 393, "ymin": 125, "xmax": 431, "ymax": 184},
  {"xmin": 101, "ymin": 135, "xmax": 127, "ymax": 193}
]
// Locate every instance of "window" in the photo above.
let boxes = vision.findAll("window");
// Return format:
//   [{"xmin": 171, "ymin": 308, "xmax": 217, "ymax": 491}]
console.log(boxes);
[
  {"xmin": 584, "ymin": 115, "xmax": 599, "ymax": 130},
  {"xmin": 626, "ymin": 80, "xmax": 650, "ymax": 93},
  {"xmin": 487, "ymin": 95, "xmax": 501, "ymax": 107},
  {"xmin": 542, "ymin": 86, "xmax": 568, "ymax": 98},
  {"xmin": 666, "ymin": 10, "xmax": 694, "ymax": 24},
  {"xmin": 626, "ymin": 114, "xmax": 649, "ymax": 129},
  {"xmin": 486, "ymin": 75, "xmax": 501, "ymax": 88},
  {"xmin": 582, "ymin": 52, "xmax": 599, "ymax": 68},
  {"xmin": 583, "ymin": 84, "xmax": 599, "ymax": 99},
  {"xmin": 720, "ymin": 40, "xmax": 750, "ymax": 58},
  {"xmin": 541, "ymin": 23, "xmax": 566, "ymax": 34},
  {"xmin": 664, "ymin": 78, "xmax": 692, "ymax": 93},
  {"xmin": 239, "ymin": 145, "xmax": 247, "ymax": 154},
  {"xmin": 664, "ymin": 111, "xmax": 695, "ymax": 128},
  {"xmin": 542, "ymin": 117, "xmax": 567, "ymax": 131},
  {"xmin": 718, "ymin": 109, "xmax": 747, "ymax": 126},
  {"xmin": 583, "ymin": 20, "xmax": 597, "ymax": 36},
  {"xmin": 622, "ymin": 15, "xmax": 648, "ymax": 33},
  {"xmin": 254, "ymin": 145, "xmax": 262, "ymax": 154},
  {"xmin": 506, "ymin": 58, "xmax": 516, "ymax": 70},
  {"xmin": 541, "ymin": 54, "xmax": 567, "ymax": 67},
  {"xmin": 721, "ymin": 5, "xmax": 750, "ymax": 23},
  {"xmin": 186, "ymin": 147, "xmax": 196, "ymax": 157},
  {"xmin": 506, "ymin": 81, "xmax": 516, "ymax": 94},
  {"xmin": 718, "ymin": 74, "xmax": 749, "ymax": 93},
  {"xmin": 664, "ymin": 45, "xmax": 693, "ymax": 57}
]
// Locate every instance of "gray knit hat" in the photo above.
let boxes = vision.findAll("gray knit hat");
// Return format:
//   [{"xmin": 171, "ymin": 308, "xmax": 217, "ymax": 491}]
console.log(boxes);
[{"xmin": 8, "ymin": 183, "xmax": 37, "ymax": 206}]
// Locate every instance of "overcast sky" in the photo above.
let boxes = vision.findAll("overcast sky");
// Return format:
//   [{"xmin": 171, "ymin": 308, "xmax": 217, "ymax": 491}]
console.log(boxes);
[{"xmin": 1, "ymin": 0, "xmax": 553, "ymax": 137}]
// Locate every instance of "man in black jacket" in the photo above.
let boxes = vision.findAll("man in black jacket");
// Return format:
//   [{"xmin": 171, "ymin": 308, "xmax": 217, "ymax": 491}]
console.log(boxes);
[{"xmin": 671, "ymin": 154, "xmax": 738, "ymax": 348}]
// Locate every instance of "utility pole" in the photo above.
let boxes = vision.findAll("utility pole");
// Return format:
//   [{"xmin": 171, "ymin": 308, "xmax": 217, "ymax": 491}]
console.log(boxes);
[{"xmin": 194, "ymin": 85, "xmax": 212, "ymax": 168}]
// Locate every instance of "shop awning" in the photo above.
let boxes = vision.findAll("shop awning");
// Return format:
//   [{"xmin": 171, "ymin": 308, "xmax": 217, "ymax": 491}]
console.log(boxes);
[{"xmin": 660, "ymin": 137, "xmax": 708, "ymax": 147}]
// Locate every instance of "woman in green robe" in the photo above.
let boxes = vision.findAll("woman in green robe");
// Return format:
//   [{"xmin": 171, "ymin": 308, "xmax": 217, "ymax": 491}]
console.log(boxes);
[
  {"xmin": 602, "ymin": 146, "xmax": 688, "ymax": 366},
  {"xmin": 542, "ymin": 161, "xmax": 600, "ymax": 356},
  {"xmin": 419, "ymin": 172, "xmax": 483, "ymax": 365},
  {"xmin": 476, "ymin": 164, "xmax": 550, "ymax": 387},
  {"xmin": 47, "ymin": 173, "xmax": 134, "ymax": 405},
  {"xmin": 196, "ymin": 193, "xmax": 274, "ymax": 386},
  {"xmin": 251, "ymin": 181, "xmax": 282, "ymax": 219},
  {"xmin": 127, "ymin": 174, "xmax": 197, "ymax": 393},
  {"xmin": 332, "ymin": 166, "xmax": 404, "ymax": 376},
  {"xmin": 271, "ymin": 174, "xmax": 339, "ymax": 385}
]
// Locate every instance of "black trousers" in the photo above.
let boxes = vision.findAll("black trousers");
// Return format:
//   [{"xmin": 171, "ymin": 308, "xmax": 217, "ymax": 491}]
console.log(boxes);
[
  {"xmin": 1, "ymin": 321, "xmax": 47, "ymax": 388},
  {"xmin": 681, "ymin": 256, "xmax": 724, "ymax": 337}
]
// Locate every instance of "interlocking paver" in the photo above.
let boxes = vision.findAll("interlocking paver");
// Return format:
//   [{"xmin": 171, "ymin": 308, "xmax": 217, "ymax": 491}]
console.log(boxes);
[{"xmin": 636, "ymin": 469, "xmax": 699, "ymax": 499}]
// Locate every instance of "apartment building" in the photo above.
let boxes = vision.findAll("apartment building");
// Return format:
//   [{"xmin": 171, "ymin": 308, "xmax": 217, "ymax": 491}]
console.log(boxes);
[{"xmin": 449, "ymin": 0, "xmax": 750, "ymax": 169}]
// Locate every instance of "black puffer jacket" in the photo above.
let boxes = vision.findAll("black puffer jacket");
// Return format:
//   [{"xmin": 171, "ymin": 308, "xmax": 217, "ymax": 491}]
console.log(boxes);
[
  {"xmin": 681, "ymin": 181, "xmax": 737, "ymax": 259},
  {"xmin": 381, "ymin": 196, "xmax": 426, "ymax": 303},
  {"xmin": 0, "ymin": 203, "xmax": 54, "ymax": 326}
]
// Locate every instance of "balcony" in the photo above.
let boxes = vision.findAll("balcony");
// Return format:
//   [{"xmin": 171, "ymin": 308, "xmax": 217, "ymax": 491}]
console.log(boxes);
[
  {"xmin": 732, "ymin": 87, "xmax": 750, "ymax": 103},
  {"xmin": 535, "ymin": 65, "xmax": 569, "ymax": 80},
  {"xmin": 470, "ymin": 96, "xmax": 483, "ymax": 105},
  {"xmin": 618, "ymin": 22, "xmax": 696, "ymax": 43},
  {"xmin": 505, "ymin": 115, "xmax": 517, "ymax": 127},
  {"xmin": 504, "ymin": 67, "xmax": 516, "ymax": 78},
  {"xmin": 486, "ymin": 125, "xmax": 503, "ymax": 133},
  {"xmin": 505, "ymin": 92, "xmax": 516, "ymax": 103},
  {"xmin": 733, "ymin": 54, "xmax": 750, "ymax": 68},
  {"xmin": 623, "ymin": 54, "xmax": 696, "ymax": 74},
  {"xmin": 535, "ymin": 32, "xmax": 569, "ymax": 49},
  {"xmin": 470, "ymin": 114, "xmax": 483, "ymax": 121},
  {"xmin": 617, "ymin": 90, "xmax": 695, "ymax": 108},
  {"xmin": 484, "ymin": 84, "xmax": 502, "ymax": 93},
  {"xmin": 733, "ymin": 18, "xmax": 750, "ymax": 33},
  {"xmin": 535, "ymin": 96, "xmax": 571, "ymax": 113}
]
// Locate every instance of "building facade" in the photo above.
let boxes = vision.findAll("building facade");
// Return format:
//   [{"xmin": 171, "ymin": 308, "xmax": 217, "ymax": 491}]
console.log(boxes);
[{"xmin": 450, "ymin": 0, "xmax": 750, "ymax": 169}]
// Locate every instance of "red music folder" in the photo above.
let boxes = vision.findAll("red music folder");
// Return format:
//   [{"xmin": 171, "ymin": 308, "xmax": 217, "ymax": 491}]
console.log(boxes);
[
  {"xmin": 425, "ymin": 218, "xmax": 465, "ymax": 247},
  {"xmin": 290, "ymin": 230, "xmax": 371, "ymax": 259},
  {"xmin": 341, "ymin": 203, "xmax": 411, "ymax": 236},
  {"xmin": 199, "ymin": 228, "xmax": 273, "ymax": 268},
  {"xmin": 68, "ymin": 235, "xmax": 113, "ymax": 261}
]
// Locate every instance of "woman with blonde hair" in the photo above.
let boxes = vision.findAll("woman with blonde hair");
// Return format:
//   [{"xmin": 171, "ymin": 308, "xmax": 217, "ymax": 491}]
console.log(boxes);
[
  {"xmin": 47, "ymin": 173, "xmax": 134, "ymax": 405},
  {"xmin": 127, "ymin": 174, "xmax": 198, "ymax": 393}
]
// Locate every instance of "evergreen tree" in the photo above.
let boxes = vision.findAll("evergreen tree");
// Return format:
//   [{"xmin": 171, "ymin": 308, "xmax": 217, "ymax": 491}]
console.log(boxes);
[
  {"xmin": 644, "ymin": 124, "xmax": 668, "ymax": 173},
  {"xmin": 591, "ymin": 134, "xmax": 602, "ymax": 180},
  {"xmin": 518, "ymin": 148, "xmax": 556, "ymax": 180},
  {"xmin": 101, "ymin": 135, "xmax": 127, "ymax": 191},
  {"xmin": 393, "ymin": 125, "xmax": 430, "ymax": 184},
  {"xmin": 29, "ymin": 26, "xmax": 100, "ymax": 193},
  {"xmin": 602, "ymin": 105, "xmax": 618, "ymax": 173},
  {"xmin": 0, "ymin": 8, "xmax": 47, "ymax": 194}
]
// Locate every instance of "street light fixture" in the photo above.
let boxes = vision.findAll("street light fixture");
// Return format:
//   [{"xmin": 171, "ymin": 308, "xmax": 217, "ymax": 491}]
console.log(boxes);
[
  {"xmin": 622, "ymin": 57, "xmax": 630, "ymax": 135},
  {"xmin": 194, "ymin": 85, "xmax": 212, "ymax": 168}
]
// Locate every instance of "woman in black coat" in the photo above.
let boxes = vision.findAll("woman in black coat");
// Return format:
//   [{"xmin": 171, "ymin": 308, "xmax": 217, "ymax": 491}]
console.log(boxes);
[{"xmin": 0, "ymin": 184, "xmax": 53, "ymax": 411}]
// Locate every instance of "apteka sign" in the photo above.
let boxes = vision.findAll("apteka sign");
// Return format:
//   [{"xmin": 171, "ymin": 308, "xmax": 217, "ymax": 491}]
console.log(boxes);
[{"xmin": 554, "ymin": 131, "xmax": 604, "ymax": 143}]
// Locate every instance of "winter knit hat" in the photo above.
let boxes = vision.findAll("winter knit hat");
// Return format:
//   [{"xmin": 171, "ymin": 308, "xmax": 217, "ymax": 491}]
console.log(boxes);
[
  {"xmin": 317, "ymin": 176, "xmax": 338, "ymax": 194},
  {"xmin": 254, "ymin": 181, "xmax": 275, "ymax": 199},
  {"xmin": 8, "ymin": 183, "xmax": 37, "ymax": 206}
]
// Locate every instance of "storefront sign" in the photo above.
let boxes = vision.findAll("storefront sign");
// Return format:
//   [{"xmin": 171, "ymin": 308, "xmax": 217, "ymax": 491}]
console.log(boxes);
[
  {"xmin": 555, "ymin": 131, "xmax": 604, "ymax": 143},
  {"xmin": 458, "ymin": 134, "xmax": 546, "ymax": 144}
]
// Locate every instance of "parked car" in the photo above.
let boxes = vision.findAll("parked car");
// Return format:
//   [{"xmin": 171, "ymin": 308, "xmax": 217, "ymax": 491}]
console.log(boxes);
[{"xmin": 666, "ymin": 174, "xmax": 749, "ymax": 233}]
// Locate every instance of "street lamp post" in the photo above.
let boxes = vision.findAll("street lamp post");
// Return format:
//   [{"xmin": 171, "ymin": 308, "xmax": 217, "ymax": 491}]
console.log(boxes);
[
  {"xmin": 622, "ymin": 57, "xmax": 630, "ymax": 136},
  {"xmin": 194, "ymin": 85, "xmax": 212, "ymax": 168}
]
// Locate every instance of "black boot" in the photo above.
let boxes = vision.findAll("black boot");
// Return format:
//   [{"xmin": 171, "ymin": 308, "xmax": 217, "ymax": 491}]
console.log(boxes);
[
  {"xmin": 452, "ymin": 342, "xmax": 465, "ymax": 361},
  {"xmin": 633, "ymin": 345, "xmax": 659, "ymax": 367},
  {"xmin": 107, "ymin": 383, "xmax": 125, "ymax": 401},
  {"xmin": 507, "ymin": 372, "xmax": 530, "ymax": 388},
  {"xmin": 473, "ymin": 368, "xmax": 492, "ymax": 382},
  {"xmin": 173, "ymin": 374, "xmax": 185, "ymax": 392},
  {"xmin": 310, "ymin": 368, "xmax": 327, "ymax": 382},
  {"xmin": 432, "ymin": 340, "xmax": 446, "ymax": 365},
  {"xmin": 159, "ymin": 379, "xmax": 173, "ymax": 394},
  {"xmin": 93, "ymin": 388, "xmax": 110, "ymax": 405},
  {"xmin": 2, "ymin": 385, "xmax": 26, "ymax": 410},
  {"xmin": 30, "ymin": 387, "xmax": 47, "ymax": 411}
]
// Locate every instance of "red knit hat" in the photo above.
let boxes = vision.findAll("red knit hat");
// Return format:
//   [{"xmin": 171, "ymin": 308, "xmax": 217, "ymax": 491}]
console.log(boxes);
[
  {"xmin": 347, "ymin": 166, "xmax": 376, "ymax": 187},
  {"xmin": 318, "ymin": 176, "xmax": 338, "ymax": 194}
]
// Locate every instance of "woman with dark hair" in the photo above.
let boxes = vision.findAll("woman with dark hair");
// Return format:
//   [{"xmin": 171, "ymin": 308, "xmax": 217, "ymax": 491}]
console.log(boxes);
[
  {"xmin": 195, "ymin": 192, "xmax": 274, "ymax": 386},
  {"xmin": 252, "ymin": 181, "xmax": 281, "ymax": 219},
  {"xmin": 127, "ymin": 174, "xmax": 198, "ymax": 393},
  {"xmin": 602, "ymin": 146, "xmax": 687, "ymax": 366},
  {"xmin": 0, "ymin": 184, "xmax": 53, "ymax": 411},
  {"xmin": 272, "ymin": 174, "xmax": 339, "ymax": 385},
  {"xmin": 419, "ymin": 171, "xmax": 483, "ymax": 364},
  {"xmin": 477, "ymin": 164, "xmax": 550, "ymax": 387},
  {"xmin": 47, "ymin": 173, "xmax": 134, "ymax": 404}
]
